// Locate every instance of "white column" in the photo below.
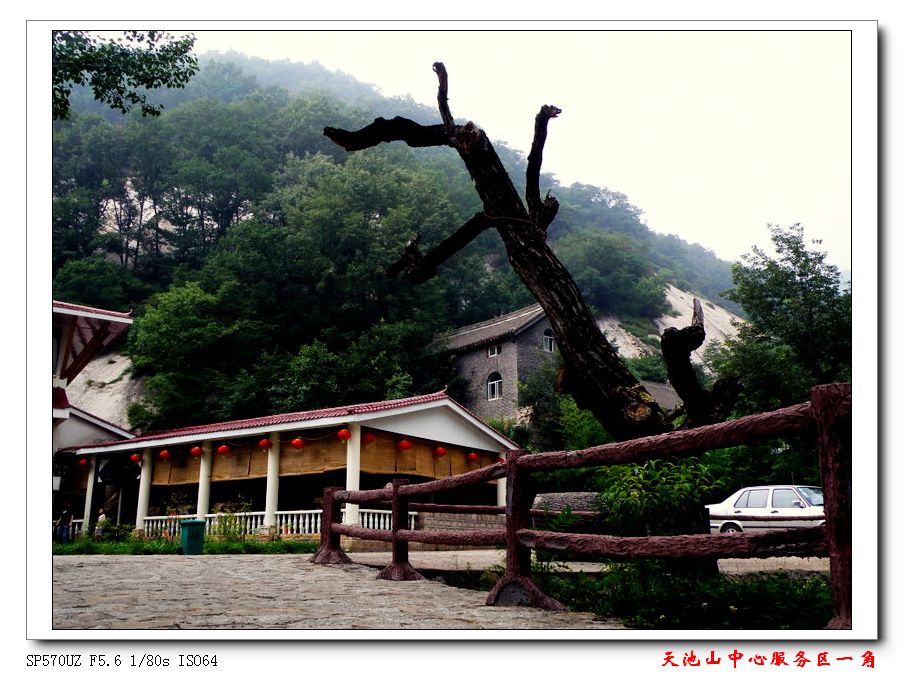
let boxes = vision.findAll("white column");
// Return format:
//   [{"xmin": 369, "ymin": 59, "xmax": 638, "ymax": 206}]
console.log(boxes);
[
  {"xmin": 196, "ymin": 441, "xmax": 213, "ymax": 518},
  {"xmin": 344, "ymin": 423, "xmax": 362, "ymax": 525},
  {"xmin": 135, "ymin": 447, "xmax": 153, "ymax": 533},
  {"xmin": 82, "ymin": 455, "xmax": 97, "ymax": 538},
  {"xmin": 497, "ymin": 463, "xmax": 507, "ymax": 508},
  {"xmin": 264, "ymin": 431, "xmax": 280, "ymax": 531}
]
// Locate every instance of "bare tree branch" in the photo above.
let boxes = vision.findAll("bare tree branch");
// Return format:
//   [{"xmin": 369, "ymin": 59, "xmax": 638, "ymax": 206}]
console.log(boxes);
[
  {"xmin": 526, "ymin": 105, "xmax": 561, "ymax": 229},
  {"xmin": 322, "ymin": 62, "xmax": 744, "ymax": 440},
  {"xmin": 387, "ymin": 213, "xmax": 493, "ymax": 283},
  {"xmin": 433, "ymin": 62, "xmax": 455, "ymax": 126},
  {"xmin": 661, "ymin": 298, "xmax": 740, "ymax": 427},
  {"xmin": 324, "ymin": 117, "xmax": 453, "ymax": 151}
]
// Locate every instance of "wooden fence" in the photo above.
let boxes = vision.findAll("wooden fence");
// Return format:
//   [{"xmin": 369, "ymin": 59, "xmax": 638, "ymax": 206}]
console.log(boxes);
[{"xmin": 312, "ymin": 383, "xmax": 852, "ymax": 629}]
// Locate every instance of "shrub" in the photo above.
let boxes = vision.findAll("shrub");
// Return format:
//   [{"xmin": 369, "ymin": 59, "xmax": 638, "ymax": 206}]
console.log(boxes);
[
  {"xmin": 593, "ymin": 458, "xmax": 714, "ymax": 537},
  {"xmin": 96, "ymin": 522, "xmax": 135, "ymax": 542},
  {"xmin": 587, "ymin": 561, "xmax": 833, "ymax": 629},
  {"xmin": 527, "ymin": 558, "xmax": 832, "ymax": 629},
  {"xmin": 204, "ymin": 540, "xmax": 245, "ymax": 554},
  {"xmin": 53, "ymin": 534, "xmax": 318, "ymax": 556}
]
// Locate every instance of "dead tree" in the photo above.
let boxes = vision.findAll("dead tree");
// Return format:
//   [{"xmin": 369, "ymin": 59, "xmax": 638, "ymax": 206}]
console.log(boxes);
[{"xmin": 325, "ymin": 63, "xmax": 736, "ymax": 440}]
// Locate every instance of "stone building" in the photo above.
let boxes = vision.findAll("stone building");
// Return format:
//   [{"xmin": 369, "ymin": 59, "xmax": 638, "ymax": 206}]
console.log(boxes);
[
  {"xmin": 439, "ymin": 304, "xmax": 558, "ymax": 423},
  {"xmin": 438, "ymin": 303, "xmax": 681, "ymax": 423}
]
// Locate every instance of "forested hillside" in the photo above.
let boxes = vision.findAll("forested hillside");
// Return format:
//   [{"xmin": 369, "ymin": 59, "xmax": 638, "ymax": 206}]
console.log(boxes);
[{"xmin": 53, "ymin": 52, "xmax": 741, "ymax": 432}]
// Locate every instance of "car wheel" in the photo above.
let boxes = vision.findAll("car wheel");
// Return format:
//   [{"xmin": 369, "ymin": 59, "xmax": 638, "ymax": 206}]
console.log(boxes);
[{"xmin": 720, "ymin": 523, "xmax": 742, "ymax": 534}]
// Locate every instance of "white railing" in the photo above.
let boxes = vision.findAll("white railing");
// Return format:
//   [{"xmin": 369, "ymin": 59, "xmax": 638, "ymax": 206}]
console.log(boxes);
[
  {"xmin": 275, "ymin": 510, "xmax": 322, "ymax": 535},
  {"xmin": 352, "ymin": 508, "xmax": 417, "ymax": 531},
  {"xmin": 142, "ymin": 508, "xmax": 416, "ymax": 537},
  {"xmin": 71, "ymin": 519, "xmax": 84, "ymax": 538}
]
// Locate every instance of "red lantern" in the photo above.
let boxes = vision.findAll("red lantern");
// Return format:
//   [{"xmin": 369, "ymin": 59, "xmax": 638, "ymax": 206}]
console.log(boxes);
[
  {"xmin": 159, "ymin": 449, "xmax": 170, "ymax": 460},
  {"xmin": 258, "ymin": 438, "xmax": 272, "ymax": 450},
  {"xmin": 434, "ymin": 446, "xmax": 447, "ymax": 458},
  {"xmin": 363, "ymin": 432, "xmax": 376, "ymax": 445},
  {"xmin": 190, "ymin": 446, "xmax": 203, "ymax": 457},
  {"xmin": 337, "ymin": 428, "xmax": 351, "ymax": 441},
  {"xmin": 217, "ymin": 444, "xmax": 230, "ymax": 455},
  {"xmin": 467, "ymin": 452, "xmax": 479, "ymax": 462},
  {"xmin": 130, "ymin": 453, "xmax": 141, "ymax": 463},
  {"xmin": 291, "ymin": 438, "xmax": 304, "ymax": 449},
  {"xmin": 397, "ymin": 439, "xmax": 412, "ymax": 451},
  {"xmin": 78, "ymin": 458, "xmax": 88, "ymax": 466}
]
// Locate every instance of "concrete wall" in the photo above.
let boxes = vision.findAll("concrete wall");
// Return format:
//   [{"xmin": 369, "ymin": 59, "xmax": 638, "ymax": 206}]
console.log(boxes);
[{"xmin": 53, "ymin": 416, "xmax": 123, "ymax": 453}]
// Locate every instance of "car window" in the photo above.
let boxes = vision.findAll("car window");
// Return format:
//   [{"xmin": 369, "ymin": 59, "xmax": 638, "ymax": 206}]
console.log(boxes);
[
  {"xmin": 798, "ymin": 486, "xmax": 824, "ymax": 506},
  {"xmin": 735, "ymin": 489, "xmax": 770, "ymax": 508},
  {"xmin": 772, "ymin": 488, "xmax": 802, "ymax": 508},
  {"xmin": 746, "ymin": 489, "xmax": 769, "ymax": 508}
]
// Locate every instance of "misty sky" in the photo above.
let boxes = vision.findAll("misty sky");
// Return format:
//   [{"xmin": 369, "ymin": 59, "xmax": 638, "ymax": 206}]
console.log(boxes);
[{"xmin": 193, "ymin": 29, "xmax": 854, "ymax": 270}]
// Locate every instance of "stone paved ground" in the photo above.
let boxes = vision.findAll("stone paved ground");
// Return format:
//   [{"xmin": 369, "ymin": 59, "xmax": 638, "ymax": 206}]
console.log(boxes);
[
  {"xmin": 52, "ymin": 553, "xmax": 624, "ymax": 630},
  {"xmin": 52, "ymin": 551, "xmax": 828, "ymax": 631}
]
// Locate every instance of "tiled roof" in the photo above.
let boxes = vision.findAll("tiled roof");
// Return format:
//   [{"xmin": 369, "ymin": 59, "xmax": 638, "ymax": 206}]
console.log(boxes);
[
  {"xmin": 75, "ymin": 390, "xmax": 456, "ymax": 450},
  {"xmin": 439, "ymin": 304, "xmax": 547, "ymax": 352},
  {"xmin": 53, "ymin": 300, "xmax": 133, "ymax": 320}
]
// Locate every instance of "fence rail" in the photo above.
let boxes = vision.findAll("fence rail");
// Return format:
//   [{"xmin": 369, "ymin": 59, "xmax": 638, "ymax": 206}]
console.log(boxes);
[{"xmin": 312, "ymin": 383, "xmax": 852, "ymax": 629}]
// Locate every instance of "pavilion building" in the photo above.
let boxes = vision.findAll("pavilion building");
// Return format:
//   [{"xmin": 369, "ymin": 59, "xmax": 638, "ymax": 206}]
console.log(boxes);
[{"xmin": 66, "ymin": 390, "xmax": 514, "ymax": 537}]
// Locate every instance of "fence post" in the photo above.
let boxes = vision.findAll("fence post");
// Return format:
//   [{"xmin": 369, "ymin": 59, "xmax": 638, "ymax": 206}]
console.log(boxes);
[
  {"xmin": 811, "ymin": 383, "xmax": 852, "ymax": 629},
  {"xmin": 310, "ymin": 486, "xmax": 352, "ymax": 564},
  {"xmin": 377, "ymin": 479, "xmax": 425, "ymax": 581},
  {"xmin": 486, "ymin": 449, "xmax": 564, "ymax": 610}
]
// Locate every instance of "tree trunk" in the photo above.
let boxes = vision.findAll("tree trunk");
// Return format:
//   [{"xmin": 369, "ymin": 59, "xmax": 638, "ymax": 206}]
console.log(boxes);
[{"xmin": 323, "ymin": 62, "xmax": 730, "ymax": 441}]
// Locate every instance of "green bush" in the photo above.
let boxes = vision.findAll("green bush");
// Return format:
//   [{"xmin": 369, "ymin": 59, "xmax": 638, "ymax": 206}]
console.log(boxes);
[
  {"xmin": 533, "ymin": 559, "xmax": 832, "ymax": 629},
  {"xmin": 596, "ymin": 561, "xmax": 832, "ymax": 629},
  {"xmin": 53, "ymin": 538, "xmax": 100, "ymax": 555},
  {"xmin": 594, "ymin": 458, "xmax": 714, "ymax": 537},
  {"xmin": 624, "ymin": 354, "xmax": 668, "ymax": 382},
  {"xmin": 96, "ymin": 522, "xmax": 135, "ymax": 542},
  {"xmin": 53, "ymin": 536, "xmax": 318, "ymax": 556}
]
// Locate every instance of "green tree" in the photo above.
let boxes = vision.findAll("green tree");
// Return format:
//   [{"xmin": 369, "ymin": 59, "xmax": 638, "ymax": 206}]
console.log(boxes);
[
  {"xmin": 709, "ymin": 224, "xmax": 851, "ymax": 413},
  {"xmin": 53, "ymin": 256, "xmax": 152, "ymax": 310},
  {"xmin": 53, "ymin": 30, "xmax": 198, "ymax": 120},
  {"xmin": 701, "ymin": 224, "xmax": 849, "ymax": 489},
  {"xmin": 554, "ymin": 229, "xmax": 667, "ymax": 319},
  {"xmin": 126, "ymin": 149, "xmax": 474, "ymax": 429}
]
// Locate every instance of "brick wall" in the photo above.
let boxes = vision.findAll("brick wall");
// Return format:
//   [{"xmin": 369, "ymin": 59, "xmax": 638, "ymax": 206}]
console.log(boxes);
[
  {"xmin": 452, "ymin": 318, "xmax": 558, "ymax": 423},
  {"xmin": 516, "ymin": 321, "xmax": 558, "ymax": 387},
  {"xmin": 416, "ymin": 511, "xmax": 505, "ymax": 532},
  {"xmin": 454, "ymin": 338, "xmax": 520, "ymax": 421}
]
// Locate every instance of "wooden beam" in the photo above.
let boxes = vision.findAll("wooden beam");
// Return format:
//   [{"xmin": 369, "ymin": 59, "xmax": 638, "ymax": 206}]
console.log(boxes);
[
  {"xmin": 61, "ymin": 320, "xmax": 112, "ymax": 382},
  {"xmin": 516, "ymin": 526, "xmax": 828, "ymax": 559}
]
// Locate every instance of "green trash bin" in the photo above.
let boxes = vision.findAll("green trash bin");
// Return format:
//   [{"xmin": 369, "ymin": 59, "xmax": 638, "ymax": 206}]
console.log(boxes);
[{"xmin": 180, "ymin": 519, "xmax": 206, "ymax": 555}]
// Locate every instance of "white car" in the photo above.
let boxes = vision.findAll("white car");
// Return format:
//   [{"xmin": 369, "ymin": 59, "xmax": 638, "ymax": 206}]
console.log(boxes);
[{"xmin": 706, "ymin": 485, "xmax": 825, "ymax": 533}]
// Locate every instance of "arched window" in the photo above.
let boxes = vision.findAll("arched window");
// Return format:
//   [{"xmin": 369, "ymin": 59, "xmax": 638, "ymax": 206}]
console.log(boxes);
[
  {"xmin": 487, "ymin": 372, "xmax": 502, "ymax": 400},
  {"xmin": 542, "ymin": 329, "xmax": 555, "ymax": 353}
]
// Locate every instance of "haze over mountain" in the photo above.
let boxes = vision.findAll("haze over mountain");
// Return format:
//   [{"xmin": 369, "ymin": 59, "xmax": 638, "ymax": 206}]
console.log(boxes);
[{"xmin": 55, "ymin": 50, "xmax": 751, "ymax": 433}]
